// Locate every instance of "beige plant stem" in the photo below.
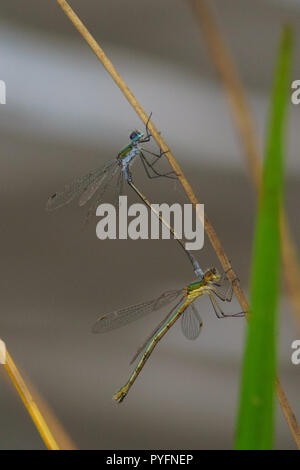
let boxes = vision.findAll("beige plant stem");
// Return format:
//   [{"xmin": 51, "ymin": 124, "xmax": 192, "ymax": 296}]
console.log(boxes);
[
  {"xmin": 24, "ymin": 377, "xmax": 77, "ymax": 450},
  {"xmin": 1, "ymin": 343, "xmax": 59, "ymax": 450},
  {"xmin": 55, "ymin": 0, "xmax": 300, "ymax": 448},
  {"xmin": 190, "ymin": 0, "xmax": 300, "ymax": 446},
  {"xmin": 189, "ymin": 0, "xmax": 300, "ymax": 334}
]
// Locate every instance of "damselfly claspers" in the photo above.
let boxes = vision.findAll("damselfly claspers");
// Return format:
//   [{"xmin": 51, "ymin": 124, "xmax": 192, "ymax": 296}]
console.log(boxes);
[
  {"xmin": 92, "ymin": 267, "xmax": 244, "ymax": 403},
  {"xmin": 46, "ymin": 120, "xmax": 203, "ymax": 278}
]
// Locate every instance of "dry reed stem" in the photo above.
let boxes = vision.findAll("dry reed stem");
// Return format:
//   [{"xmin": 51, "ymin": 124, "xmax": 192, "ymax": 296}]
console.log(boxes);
[
  {"xmin": 24, "ymin": 377, "xmax": 77, "ymax": 450},
  {"xmin": 55, "ymin": 0, "xmax": 300, "ymax": 448},
  {"xmin": 189, "ymin": 0, "xmax": 300, "ymax": 333},
  {"xmin": 189, "ymin": 0, "xmax": 300, "ymax": 447},
  {"xmin": 275, "ymin": 377, "xmax": 300, "ymax": 444},
  {"xmin": 2, "ymin": 346, "xmax": 59, "ymax": 450}
]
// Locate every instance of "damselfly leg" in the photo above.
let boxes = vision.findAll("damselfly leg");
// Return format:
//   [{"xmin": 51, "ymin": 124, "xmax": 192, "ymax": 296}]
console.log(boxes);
[
  {"xmin": 212, "ymin": 280, "xmax": 234, "ymax": 302},
  {"xmin": 208, "ymin": 290, "xmax": 244, "ymax": 318},
  {"xmin": 140, "ymin": 150, "xmax": 177, "ymax": 180},
  {"xmin": 138, "ymin": 112, "xmax": 153, "ymax": 143}
]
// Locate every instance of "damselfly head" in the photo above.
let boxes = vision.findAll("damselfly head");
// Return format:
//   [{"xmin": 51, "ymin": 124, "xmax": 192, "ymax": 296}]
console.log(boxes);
[
  {"xmin": 130, "ymin": 130, "xmax": 144, "ymax": 142},
  {"xmin": 204, "ymin": 267, "xmax": 220, "ymax": 283}
]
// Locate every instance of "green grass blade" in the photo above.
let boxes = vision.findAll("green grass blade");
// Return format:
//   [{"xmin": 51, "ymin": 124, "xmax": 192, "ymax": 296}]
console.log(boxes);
[{"xmin": 234, "ymin": 26, "xmax": 292, "ymax": 450}]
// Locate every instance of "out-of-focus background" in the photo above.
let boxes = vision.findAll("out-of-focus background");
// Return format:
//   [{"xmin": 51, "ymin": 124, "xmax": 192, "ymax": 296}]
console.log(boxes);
[{"xmin": 0, "ymin": 0, "xmax": 299, "ymax": 450}]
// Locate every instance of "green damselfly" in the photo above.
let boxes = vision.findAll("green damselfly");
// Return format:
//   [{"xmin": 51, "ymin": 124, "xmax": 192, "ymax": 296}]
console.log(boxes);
[{"xmin": 92, "ymin": 268, "xmax": 244, "ymax": 402}]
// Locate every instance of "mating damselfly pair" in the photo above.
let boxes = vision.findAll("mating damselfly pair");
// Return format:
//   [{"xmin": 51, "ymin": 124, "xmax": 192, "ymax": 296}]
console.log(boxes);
[
  {"xmin": 46, "ymin": 118, "xmax": 203, "ymax": 279},
  {"xmin": 47, "ymin": 122, "xmax": 244, "ymax": 402}
]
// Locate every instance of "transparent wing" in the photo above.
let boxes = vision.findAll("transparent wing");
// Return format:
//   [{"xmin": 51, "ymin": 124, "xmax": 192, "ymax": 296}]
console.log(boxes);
[
  {"xmin": 181, "ymin": 303, "xmax": 203, "ymax": 340},
  {"xmin": 153, "ymin": 290, "xmax": 182, "ymax": 310},
  {"xmin": 84, "ymin": 163, "xmax": 120, "ymax": 225},
  {"xmin": 46, "ymin": 160, "xmax": 116, "ymax": 211},
  {"xmin": 130, "ymin": 296, "xmax": 184, "ymax": 364},
  {"xmin": 92, "ymin": 289, "xmax": 182, "ymax": 334},
  {"xmin": 78, "ymin": 170, "xmax": 113, "ymax": 207}
]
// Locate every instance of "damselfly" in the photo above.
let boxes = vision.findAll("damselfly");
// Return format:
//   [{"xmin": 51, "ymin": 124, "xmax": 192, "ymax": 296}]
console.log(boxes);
[
  {"xmin": 46, "ymin": 119, "xmax": 204, "ymax": 278},
  {"xmin": 92, "ymin": 267, "xmax": 244, "ymax": 402}
]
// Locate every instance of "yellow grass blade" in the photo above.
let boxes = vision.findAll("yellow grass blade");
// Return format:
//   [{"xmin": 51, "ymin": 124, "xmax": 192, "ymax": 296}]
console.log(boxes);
[{"xmin": 1, "ymin": 341, "xmax": 59, "ymax": 450}]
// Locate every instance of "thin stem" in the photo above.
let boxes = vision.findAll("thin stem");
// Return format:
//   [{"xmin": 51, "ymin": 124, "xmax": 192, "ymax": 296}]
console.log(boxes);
[
  {"xmin": 1, "ymin": 341, "xmax": 59, "ymax": 450},
  {"xmin": 189, "ymin": 0, "xmax": 300, "ymax": 334},
  {"xmin": 55, "ymin": 0, "xmax": 300, "ymax": 448},
  {"xmin": 189, "ymin": 0, "xmax": 300, "ymax": 447}
]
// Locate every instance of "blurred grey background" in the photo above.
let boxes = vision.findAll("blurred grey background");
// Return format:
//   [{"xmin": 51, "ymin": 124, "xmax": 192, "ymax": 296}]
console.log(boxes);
[{"xmin": 0, "ymin": 0, "xmax": 299, "ymax": 450}]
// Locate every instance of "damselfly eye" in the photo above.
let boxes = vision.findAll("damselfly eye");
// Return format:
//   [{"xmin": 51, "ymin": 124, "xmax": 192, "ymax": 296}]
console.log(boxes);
[
  {"xmin": 130, "ymin": 130, "xmax": 143, "ymax": 141},
  {"xmin": 130, "ymin": 130, "xmax": 139, "ymax": 140}
]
